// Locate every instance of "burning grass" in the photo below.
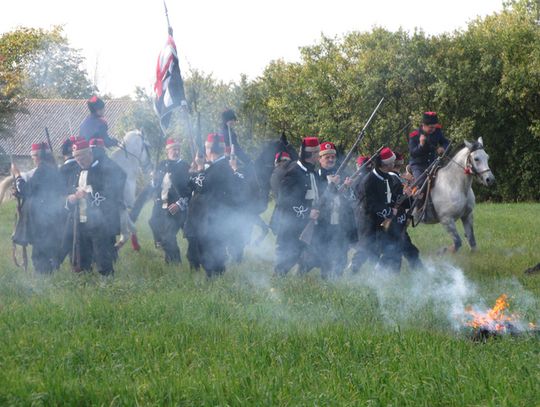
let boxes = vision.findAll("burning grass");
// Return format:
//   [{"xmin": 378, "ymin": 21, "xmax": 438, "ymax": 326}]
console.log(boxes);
[{"xmin": 464, "ymin": 294, "xmax": 539, "ymax": 341}]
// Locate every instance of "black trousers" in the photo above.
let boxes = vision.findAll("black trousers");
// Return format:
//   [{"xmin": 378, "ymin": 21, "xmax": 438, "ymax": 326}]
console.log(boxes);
[
  {"xmin": 78, "ymin": 224, "xmax": 115, "ymax": 275},
  {"xmin": 199, "ymin": 234, "xmax": 227, "ymax": 278},
  {"xmin": 402, "ymin": 231, "xmax": 422, "ymax": 269},
  {"xmin": 274, "ymin": 226, "xmax": 318, "ymax": 275},
  {"xmin": 149, "ymin": 206, "xmax": 184, "ymax": 264},
  {"xmin": 315, "ymin": 224, "xmax": 348, "ymax": 278}
]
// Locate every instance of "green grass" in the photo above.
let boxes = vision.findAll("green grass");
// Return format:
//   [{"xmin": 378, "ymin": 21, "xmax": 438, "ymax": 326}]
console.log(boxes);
[{"xmin": 0, "ymin": 202, "xmax": 538, "ymax": 406}]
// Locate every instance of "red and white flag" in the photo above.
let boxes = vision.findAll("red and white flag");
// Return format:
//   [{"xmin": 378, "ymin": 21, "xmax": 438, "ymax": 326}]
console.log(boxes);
[{"xmin": 154, "ymin": 35, "xmax": 186, "ymax": 129}]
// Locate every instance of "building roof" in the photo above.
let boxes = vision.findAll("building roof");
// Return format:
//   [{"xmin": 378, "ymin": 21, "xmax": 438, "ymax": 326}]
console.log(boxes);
[{"xmin": 0, "ymin": 98, "xmax": 137, "ymax": 156}]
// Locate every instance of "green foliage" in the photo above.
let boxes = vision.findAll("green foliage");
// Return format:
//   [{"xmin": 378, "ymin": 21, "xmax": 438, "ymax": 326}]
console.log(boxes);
[{"xmin": 0, "ymin": 26, "xmax": 94, "ymax": 136}]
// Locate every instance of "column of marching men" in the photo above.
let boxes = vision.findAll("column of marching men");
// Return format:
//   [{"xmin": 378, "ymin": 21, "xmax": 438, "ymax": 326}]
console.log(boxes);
[{"xmin": 10, "ymin": 96, "xmax": 451, "ymax": 277}]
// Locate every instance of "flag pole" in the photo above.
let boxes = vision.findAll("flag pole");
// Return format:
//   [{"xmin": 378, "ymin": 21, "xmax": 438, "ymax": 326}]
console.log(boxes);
[{"xmin": 161, "ymin": 0, "xmax": 196, "ymax": 159}]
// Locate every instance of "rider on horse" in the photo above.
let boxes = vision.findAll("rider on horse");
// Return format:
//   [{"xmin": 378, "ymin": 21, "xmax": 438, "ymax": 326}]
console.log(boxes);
[
  {"xmin": 79, "ymin": 96, "xmax": 119, "ymax": 148},
  {"xmin": 408, "ymin": 111, "xmax": 450, "ymax": 184}
]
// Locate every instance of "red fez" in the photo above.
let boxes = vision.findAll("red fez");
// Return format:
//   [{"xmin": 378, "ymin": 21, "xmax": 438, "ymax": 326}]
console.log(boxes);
[
  {"xmin": 394, "ymin": 152, "xmax": 404, "ymax": 164},
  {"xmin": 356, "ymin": 155, "xmax": 370, "ymax": 166},
  {"xmin": 302, "ymin": 137, "xmax": 320, "ymax": 153},
  {"xmin": 205, "ymin": 133, "xmax": 225, "ymax": 146},
  {"xmin": 89, "ymin": 138, "xmax": 105, "ymax": 148},
  {"xmin": 31, "ymin": 143, "xmax": 48, "ymax": 153},
  {"xmin": 69, "ymin": 135, "xmax": 84, "ymax": 142},
  {"xmin": 379, "ymin": 147, "xmax": 396, "ymax": 165},
  {"xmin": 73, "ymin": 140, "xmax": 90, "ymax": 152},
  {"xmin": 274, "ymin": 151, "xmax": 291, "ymax": 163},
  {"xmin": 319, "ymin": 141, "xmax": 336, "ymax": 157},
  {"xmin": 165, "ymin": 138, "xmax": 180, "ymax": 149}
]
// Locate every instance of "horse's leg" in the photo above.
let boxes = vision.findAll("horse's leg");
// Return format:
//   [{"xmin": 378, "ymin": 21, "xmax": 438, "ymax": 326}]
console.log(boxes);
[
  {"xmin": 129, "ymin": 184, "xmax": 153, "ymax": 222},
  {"xmin": 128, "ymin": 217, "xmax": 141, "ymax": 251},
  {"xmin": 115, "ymin": 210, "xmax": 130, "ymax": 249},
  {"xmin": 461, "ymin": 211, "xmax": 477, "ymax": 251},
  {"xmin": 439, "ymin": 218, "xmax": 462, "ymax": 254}
]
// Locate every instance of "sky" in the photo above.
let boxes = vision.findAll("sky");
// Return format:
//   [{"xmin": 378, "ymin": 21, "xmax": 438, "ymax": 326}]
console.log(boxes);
[{"xmin": 1, "ymin": 0, "xmax": 504, "ymax": 97}]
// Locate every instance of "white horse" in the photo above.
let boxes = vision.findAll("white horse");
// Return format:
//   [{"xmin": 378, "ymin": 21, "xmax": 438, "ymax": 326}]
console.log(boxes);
[
  {"xmin": 110, "ymin": 130, "xmax": 152, "ymax": 249},
  {"xmin": 419, "ymin": 137, "xmax": 495, "ymax": 253},
  {"xmin": 0, "ymin": 130, "xmax": 152, "ymax": 250}
]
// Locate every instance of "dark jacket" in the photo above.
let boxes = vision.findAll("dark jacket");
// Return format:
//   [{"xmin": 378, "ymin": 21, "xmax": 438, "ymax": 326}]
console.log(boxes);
[
  {"xmin": 184, "ymin": 156, "xmax": 244, "ymax": 238},
  {"xmin": 363, "ymin": 168, "xmax": 409, "ymax": 234},
  {"xmin": 275, "ymin": 160, "xmax": 323, "ymax": 237},
  {"xmin": 150, "ymin": 159, "xmax": 192, "ymax": 229},
  {"xmin": 13, "ymin": 162, "xmax": 64, "ymax": 245},
  {"xmin": 79, "ymin": 113, "xmax": 118, "ymax": 147},
  {"xmin": 63, "ymin": 159, "xmax": 123, "ymax": 236},
  {"xmin": 408, "ymin": 126, "xmax": 450, "ymax": 167}
]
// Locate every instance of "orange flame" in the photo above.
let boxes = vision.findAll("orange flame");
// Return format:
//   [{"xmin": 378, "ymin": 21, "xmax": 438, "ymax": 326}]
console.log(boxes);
[{"xmin": 465, "ymin": 294, "xmax": 517, "ymax": 332}]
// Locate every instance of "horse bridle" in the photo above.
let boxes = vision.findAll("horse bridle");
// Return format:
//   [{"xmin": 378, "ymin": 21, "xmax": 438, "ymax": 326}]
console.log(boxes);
[
  {"xmin": 118, "ymin": 132, "xmax": 152, "ymax": 171},
  {"xmin": 449, "ymin": 147, "xmax": 490, "ymax": 180}
]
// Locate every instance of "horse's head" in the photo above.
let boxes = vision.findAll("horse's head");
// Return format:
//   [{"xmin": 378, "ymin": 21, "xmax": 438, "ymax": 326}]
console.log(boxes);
[
  {"xmin": 465, "ymin": 137, "xmax": 495, "ymax": 187},
  {"xmin": 122, "ymin": 130, "xmax": 152, "ymax": 173}
]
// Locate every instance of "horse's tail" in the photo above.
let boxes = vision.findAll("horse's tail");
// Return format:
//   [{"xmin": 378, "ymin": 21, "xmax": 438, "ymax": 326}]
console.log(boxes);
[{"xmin": 0, "ymin": 176, "xmax": 14, "ymax": 204}]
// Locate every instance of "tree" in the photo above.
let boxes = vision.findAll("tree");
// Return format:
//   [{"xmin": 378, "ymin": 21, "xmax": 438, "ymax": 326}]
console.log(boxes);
[{"xmin": 0, "ymin": 26, "xmax": 95, "ymax": 137}]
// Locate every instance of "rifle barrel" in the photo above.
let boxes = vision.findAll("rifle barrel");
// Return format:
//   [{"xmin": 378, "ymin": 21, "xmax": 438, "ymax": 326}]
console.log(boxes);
[{"xmin": 336, "ymin": 97, "xmax": 384, "ymax": 175}]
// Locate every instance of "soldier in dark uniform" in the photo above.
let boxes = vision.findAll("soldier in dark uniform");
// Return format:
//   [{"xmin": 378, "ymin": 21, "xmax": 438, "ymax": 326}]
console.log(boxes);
[
  {"xmin": 57, "ymin": 136, "xmax": 84, "ymax": 266},
  {"xmin": 392, "ymin": 152, "xmax": 423, "ymax": 270},
  {"xmin": 269, "ymin": 151, "xmax": 293, "ymax": 234},
  {"xmin": 220, "ymin": 109, "xmax": 251, "ymax": 165},
  {"xmin": 363, "ymin": 147, "xmax": 413, "ymax": 273},
  {"xmin": 315, "ymin": 141, "xmax": 354, "ymax": 278},
  {"xmin": 184, "ymin": 133, "xmax": 245, "ymax": 277},
  {"xmin": 79, "ymin": 96, "xmax": 118, "ymax": 147},
  {"xmin": 11, "ymin": 143, "xmax": 64, "ymax": 274},
  {"xmin": 149, "ymin": 138, "xmax": 191, "ymax": 264},
  {"xmin": 408, "ymin": 111, "xmax": 450, "ymax": 184},
  {"xmin": 274, "ymin": 137, "xmax": 323, "ymax": 275},
  {"xmin": 349, "ymin": 155, "xmax": 378, "ymax": 273},
  {"xmin": 90, "ymin": 138, "xmax": 127, "ymax": 257},
  {"xmin": 64, "ymin": 140, "xmax": 122, "ymax": 275}
]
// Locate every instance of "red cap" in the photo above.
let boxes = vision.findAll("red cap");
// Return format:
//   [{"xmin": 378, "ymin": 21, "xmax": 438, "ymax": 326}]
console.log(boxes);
[
  {"xmin": 165, "ymin": 138, "xmax": 180, "ymax": 148},
  {"xmin": 302, "ymin": 137, "xmax": 320, "ymax": 153},
  {"xmin": 205, "ymin": 133, "xmax": 225, "ymax": 146},
  {"xmin": 31, "ymin": 143, "xmax": 49, "ymax": 154},
  {"xmin": 275, "ymin": 151, "xmax": 291, "ymax": 163},
  {"xmin": 319, "ymin": 141, "xmax": 336, "ymax": 157},
  {"xmin": 379, "ymin": 147, "xmax": 396, "ymax": 165},
  {"xmin": 73, "ymin": 140, "xmax": 90, "ymax": 152},
  {"xmin": 70, "ymin": 135, "xmax": 84, "ymax": 142},
  {"xmin": 394, "ymin": 152, "xmax": 404, "ymax": 163},
  {"xmin": 89, "ymin": 138, "xmax": 105, "ymax": 148},
  {"xmin": 356, "ymin": 155, "xmax": 370, "ymax": 166}
]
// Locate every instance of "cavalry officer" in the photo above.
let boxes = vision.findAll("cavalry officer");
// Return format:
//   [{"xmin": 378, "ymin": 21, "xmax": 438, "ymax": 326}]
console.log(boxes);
[{"xmin": 79, "ymin": 96, "xmax": 118, "ymax": 147}]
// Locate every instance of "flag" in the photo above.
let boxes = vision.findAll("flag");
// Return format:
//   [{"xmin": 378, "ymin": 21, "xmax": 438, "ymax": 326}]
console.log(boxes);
[{"xmin": 154, "ymin": 35, "xmax": 186, "ymax": 129}]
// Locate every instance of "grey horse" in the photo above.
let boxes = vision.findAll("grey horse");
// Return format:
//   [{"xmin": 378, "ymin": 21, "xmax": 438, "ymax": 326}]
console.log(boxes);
[{"xmin": 418, "ymin": 137, "xmax": 495, "ymax": 253}]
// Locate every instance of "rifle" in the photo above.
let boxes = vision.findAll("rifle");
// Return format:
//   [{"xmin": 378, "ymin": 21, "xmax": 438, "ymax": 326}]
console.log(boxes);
[
  {"xmin": 44, "ymin": 127, "xmax": 57, "ymax": 166},
  {"xmin": 341, "ymin": 145, "xmax": 384, "ymax": 193},
  {"xmin": 71, "ymin": 202, "xmax": 81, "ymax": 272},
  {"xmin": 335, "ymin": 97, "xmax": 384, "ymax": 175},
  {"xmin": 299, "ymin": 99, "xmax": 385, "ymax": 245},
  {"xmin": 299, "ymin": 145, "xmax": 384, "ymax": 245}
]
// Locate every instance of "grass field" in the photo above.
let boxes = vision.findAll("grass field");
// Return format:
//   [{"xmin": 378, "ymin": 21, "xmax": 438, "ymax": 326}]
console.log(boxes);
[{"xmin": 0, "ymin": 202, "xmax": 538, "ymax": 406}]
